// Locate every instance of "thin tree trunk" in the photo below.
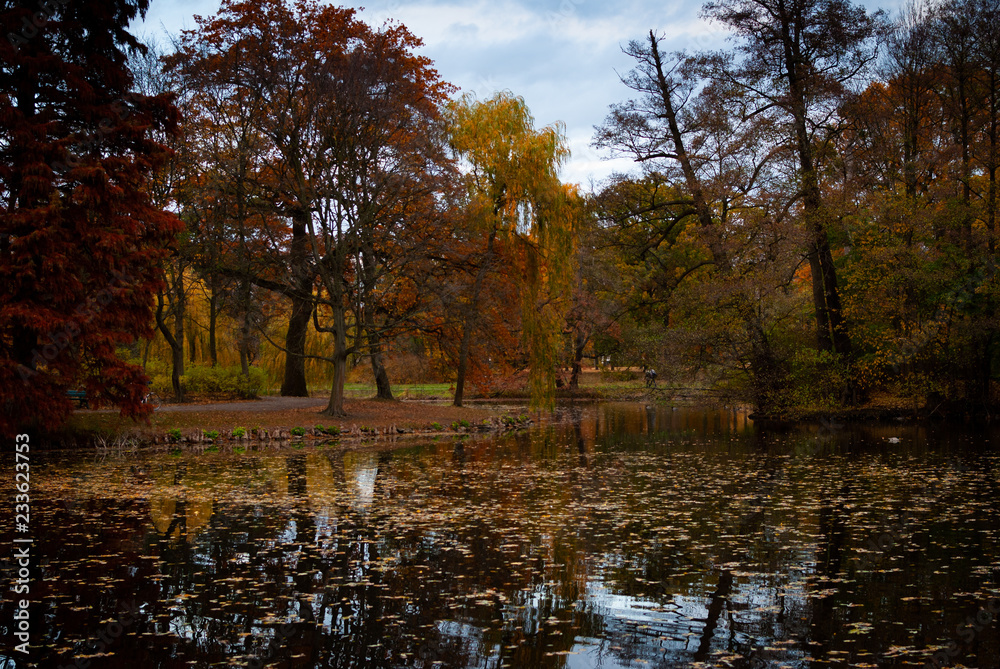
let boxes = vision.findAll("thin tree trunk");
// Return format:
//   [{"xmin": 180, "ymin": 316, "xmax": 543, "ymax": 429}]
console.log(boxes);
[
  {"xmin": 239, "ymin": 281, "xmax": 252, "ymax": 377},
  {"xmin": 454, "ymin": 226, "xmax": 498, "ymax": 407},
  {"xmin": 323, "ymin": 304, "xmax": 349, "ymax": 417},
  {"xmin": 173, "ymin": 272, "xmax": 185, "ymax": 401},
  {"xmin": 454, "ymin": 320, "xmax": 474, "ymax": 407},
  {"xmin": 569, "ymin": 328, "xmax": 586, "ymax": 389},
  {"xmin": 155, "ymin": 279, "xmax": 185, "ymax": 403},
  {"xmin": 360, "ymin": 243, "xmax": 394, "ymax": 400},
  {"xmin": 187, "ymin": 319, "xmax": 197, "ymax": 363},
  {"xmin": 208, "ymin": 275, "xmax": 219, "ymax": 367}
]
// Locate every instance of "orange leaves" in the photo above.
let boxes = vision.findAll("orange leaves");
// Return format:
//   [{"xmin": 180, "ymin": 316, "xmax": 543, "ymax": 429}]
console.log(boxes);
[
  {"xmin": 0, "ymin": 0, "xmax": 183, "ymax": 437},
  {"xmin": 444, "ymin": 93, "xmax": 578, "ymax": 408}
]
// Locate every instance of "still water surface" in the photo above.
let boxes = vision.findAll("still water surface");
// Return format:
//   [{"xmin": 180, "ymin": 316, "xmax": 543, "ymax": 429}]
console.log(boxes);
[{"xmin": 2, "ymin": 403, "xmax": 1000, "ymax": 668}]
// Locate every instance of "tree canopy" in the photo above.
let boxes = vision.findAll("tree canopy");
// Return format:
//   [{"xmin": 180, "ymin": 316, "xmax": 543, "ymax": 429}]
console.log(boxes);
[{"xmin": 5, "ymin": 0, "xmax": 1000, "ymax": 435}]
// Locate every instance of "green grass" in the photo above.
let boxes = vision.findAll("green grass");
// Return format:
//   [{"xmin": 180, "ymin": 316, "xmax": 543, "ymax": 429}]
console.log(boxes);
[{"xmin": 342, "ymin": 383, "xmax": 453, "ymax": 399}]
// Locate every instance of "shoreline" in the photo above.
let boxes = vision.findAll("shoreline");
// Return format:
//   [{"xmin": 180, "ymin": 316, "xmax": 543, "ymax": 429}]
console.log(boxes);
[
  {"xmin": 42, "ymin": 380, "xmax": 988, "ymax": 449},
  {"xmin": 51, "ymin": 396, "xmax": 533, "ymax": 450}
]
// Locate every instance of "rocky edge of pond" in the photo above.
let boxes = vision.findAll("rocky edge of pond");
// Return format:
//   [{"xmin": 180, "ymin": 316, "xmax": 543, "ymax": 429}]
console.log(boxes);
[{"xmin": 60, "ymin": 413, "xmax": 537, "ymax": 450}]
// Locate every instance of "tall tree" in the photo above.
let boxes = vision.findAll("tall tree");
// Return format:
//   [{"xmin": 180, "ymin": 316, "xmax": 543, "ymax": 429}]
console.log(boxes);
[
  {"xmin": 171, "ymin": 1, "xmax": 452, "ymax": 413},
  {"xmin": 971, "ymin": 0, "xmax": 1000, "ymax": 247},
  {"xmin": 131, "ymin": 40, "xmax": 190, "ymax": 403},
  {"xmin": 446, "ymin": 92, "xmax": 576, "ymax": 408},
  {"xmin": 595, "ymin": 34, "xmax": 796, "ymax": 414},
  {"xmin": 703, "ymin": 0, "xmax": 885, "ymax": 358},
  {"xmin": 168, "ymin": 0, "xmax": 324, "ymax": 398},
  {"xmin": 0, "ymin": 0, "xmax": 181, "ymax": 436},
  {"xmin": 303, "ymin": 24, "xmax": 453, "ymax": 416}
]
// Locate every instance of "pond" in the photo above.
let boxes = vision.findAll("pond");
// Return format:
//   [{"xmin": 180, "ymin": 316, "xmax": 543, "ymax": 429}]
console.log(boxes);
[{"xmin": 2, "ymin": 403, "xmax": 1000, "ymax": 668}]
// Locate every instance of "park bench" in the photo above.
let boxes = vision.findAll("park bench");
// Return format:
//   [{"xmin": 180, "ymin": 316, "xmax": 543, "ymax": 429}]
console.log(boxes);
[{"xmin": 66, "ymin": 389, "xmax": 89, "ymax": 408}]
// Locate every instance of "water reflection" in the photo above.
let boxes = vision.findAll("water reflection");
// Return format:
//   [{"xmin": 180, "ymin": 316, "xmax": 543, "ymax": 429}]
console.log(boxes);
[{"xmin": 2, "ymin": 405, "xmax": 1000, "ymax": 668}]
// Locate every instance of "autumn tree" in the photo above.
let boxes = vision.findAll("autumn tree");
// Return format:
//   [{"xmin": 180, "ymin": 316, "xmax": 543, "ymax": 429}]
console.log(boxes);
[
  {"xmin": 165, "ymin": 26, "xmax": 279, "ymax": 380},
  {"xmin": 446, "ymin": 92, "xmax": 576, "ymax": 408},
  {"xmin": 562, "ymin": 189, "xmax": 618, "ymax": 389},
  {"xmin": 595, "ymin": 34, "xmax": 802, "ymax": 413},
  {"xmin": 168, "ymin": 0, "xmax": 327, "ymax": 398},
  {"xmin": 0, "ymin": 0, "xmax": 181, "ymax": 436},
  {"xmin": 836, "ymin": 0, "xmax": 1000, "ymax": 411},
  {"xmin": 302, "ymin": 24, "xmax": 454, "ymax": 416},
  {"xmin": 702, "ymin": 0, "xmax": 885, "ymax": 359},
  {"xmin": 131, "ymin": 39, "xmax": 192, "ymax": 403},
  {"xmin": 171, "ymin": 1, "xmax": 453, "ymax": 413}
]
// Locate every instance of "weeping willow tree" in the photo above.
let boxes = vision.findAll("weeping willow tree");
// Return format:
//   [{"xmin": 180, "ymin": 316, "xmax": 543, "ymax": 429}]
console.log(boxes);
[{"xmin": 446, "ymin": 91, "xmax": 577, "ymax": 409}]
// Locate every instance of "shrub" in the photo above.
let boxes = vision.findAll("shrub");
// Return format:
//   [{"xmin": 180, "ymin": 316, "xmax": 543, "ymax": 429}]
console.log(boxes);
[
  {"xmin": 232, "ymin": 426, "xmax": 247, "ymax": 439},
  {"xmin": 204, "ymin": 430, "xmax": 219, "ymax": 440},
  {"xmin": 290, "ymin": 426, "xmax": 306, "ymax": 437},
  {"xmin": 168, "ymin": 428, "xmax": 182, "ymax": 441},
  {"xmin": 153, "ymin": 366, "xmax": 269, "ymax": 399},
  {"xmin": 431, "ymin": 422, "xmax": 443, "ymax": 431},
  {"xmin": 187, "ymin": 365, "xmax": 268, "ymax": 398}
]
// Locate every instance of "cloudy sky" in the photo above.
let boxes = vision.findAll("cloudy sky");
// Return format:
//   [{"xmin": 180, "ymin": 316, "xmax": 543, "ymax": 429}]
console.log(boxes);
[{"xmin": 134, "ymin": 0, "xmax": 897, "ymax": 190}]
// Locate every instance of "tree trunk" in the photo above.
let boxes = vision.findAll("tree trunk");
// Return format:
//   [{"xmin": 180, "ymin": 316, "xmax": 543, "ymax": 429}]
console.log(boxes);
[
  {"xmin": 171, "ymin": 332, "xmax": 184, "ymax": 402},
  {"xmin": 281, "ymin": 210, "xmax": 311, "ymax": 396},
  {"xmin": 454, "ymin": 319, "xmax": 474, "ymax": 407},
  {"xmin": 187, "ymin": 319, "xmax": 197, "ymax": 363},
  {"xmin": 569, "ymin": 328, "xmax": 586, "ymax": 389},
  {"xmin": 208, "ymin": 275, "xmax": 219, "ymax": 367},
  {"xmin": 454, "ymin": 227, "xmax": 498, "ymax": 407},
  {"xmin": 776, "ymin": 14, "xmax": 851, "ymax": 358},
  {"xmin": 282, "ymin": 295, "xmax": 310, "ymax": 396},
  {"xmin": 323, "ymin": 305, "xmax": 349, "ymax": 417},
  {"xmin": 155, "ymin": 279, "xmax": 185, "ymax": 404},
  {"xmin": 239, "ymin": 284, "xmax": 252, "ymax": 377},
  {"xmin": 369, "ymin": 338, "xmax": 394, "ymax": 400},
  {"xmin": 172, "ymin": 273, "xmax": 185, "ymax": 402},
  {"xmin": 796, "ymin": 116, "xmax": 850, "ymax": 356}
]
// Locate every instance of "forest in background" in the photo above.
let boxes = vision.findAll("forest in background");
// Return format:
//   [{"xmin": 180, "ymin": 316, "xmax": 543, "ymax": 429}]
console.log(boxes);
[{"xmin": 3, "ymin": 0, "xmax": 1000, "ymax": 437}]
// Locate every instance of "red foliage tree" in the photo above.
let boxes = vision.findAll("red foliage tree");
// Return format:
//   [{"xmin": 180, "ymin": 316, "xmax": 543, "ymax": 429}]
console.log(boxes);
[{"xmin": 0, "ymin": 0, "xmax": 181, "ymax": 438}]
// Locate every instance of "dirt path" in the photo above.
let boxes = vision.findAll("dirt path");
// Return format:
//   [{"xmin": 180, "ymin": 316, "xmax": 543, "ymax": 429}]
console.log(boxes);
[
  {"xmin": 150, "ymin": 396, "xmax": 328, "ymax": 413},
  {"xmin": 72, "ymin": 396, "xmax": 507, "ymax": 440}
]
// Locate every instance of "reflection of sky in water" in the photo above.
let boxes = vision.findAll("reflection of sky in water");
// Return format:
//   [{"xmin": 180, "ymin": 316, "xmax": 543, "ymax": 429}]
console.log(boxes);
[
  {"xmin": 344, "ymin": 451, "xmax": 379, "ymax": 509},
  {"xmin": 352, "ymin": 466, "xmax": 378, "ymax": 508}
]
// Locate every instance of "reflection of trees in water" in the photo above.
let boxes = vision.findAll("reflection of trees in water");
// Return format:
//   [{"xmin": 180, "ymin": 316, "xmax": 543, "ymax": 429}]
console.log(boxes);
[
  {"xmin": 25, "ymin": 408, "xmax": 1000, "ymax": 668},
  {"xmin": 51, "ymin": 436, "xmax": 823, "ymax": 667}
]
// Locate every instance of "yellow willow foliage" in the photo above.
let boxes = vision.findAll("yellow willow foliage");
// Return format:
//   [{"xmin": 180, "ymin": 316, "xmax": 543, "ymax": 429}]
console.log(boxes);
[{"xmin": 447, "ymin": 92, "xmax": 578, "ymax": 409}]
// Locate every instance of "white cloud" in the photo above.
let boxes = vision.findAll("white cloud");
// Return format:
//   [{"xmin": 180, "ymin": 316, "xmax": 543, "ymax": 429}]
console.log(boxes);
[
  {"xmin": 137, "ymin": 0, "xmax": 853, "ymax": 187},
  {"xmin": 367, "ymin": 0, "xmax": 543, "ymax": 46}
]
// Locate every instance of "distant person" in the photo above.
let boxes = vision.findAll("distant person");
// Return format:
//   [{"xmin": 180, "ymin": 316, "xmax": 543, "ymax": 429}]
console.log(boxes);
[{"xmin": 645, "ymin": 369, "xmax": 657, "ymax": 388}]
